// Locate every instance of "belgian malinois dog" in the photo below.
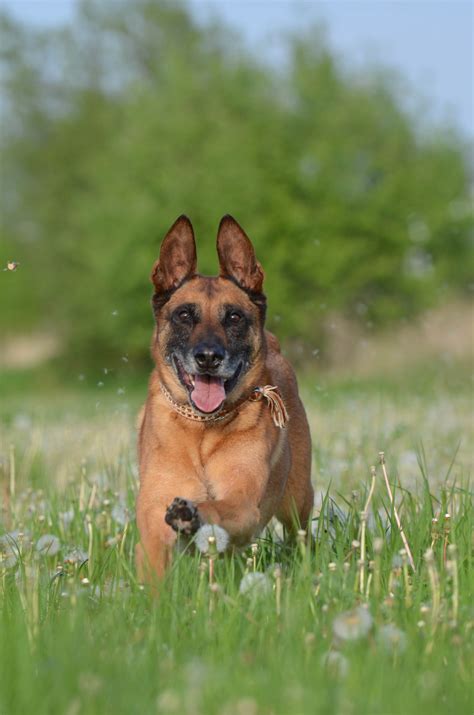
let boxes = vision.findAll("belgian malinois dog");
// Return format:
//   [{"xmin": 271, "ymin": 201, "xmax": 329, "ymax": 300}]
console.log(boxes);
[{"xmin": 136, "ymin": 215, "xmax": 313, "ymax": 581}]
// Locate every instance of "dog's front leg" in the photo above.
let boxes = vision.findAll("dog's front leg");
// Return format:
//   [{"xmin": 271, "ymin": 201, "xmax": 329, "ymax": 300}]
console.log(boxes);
[
  {"xmin": 136, "ymin": 509, "xmax": 177, "ymax": 584},
  {"xmin": 198, "ymin": 442, "xmax": 272, "ymax": 542},
  {"xmin": 164, "ymin": 492, "xmax": 261, "ymax": 546},
  {"xmin": 197, "ymin": 494, "xmax": 261, "ymax": 545},
  {"xmin": 166, "ymin": 456, "xmax": 270, "ymax": 545}
]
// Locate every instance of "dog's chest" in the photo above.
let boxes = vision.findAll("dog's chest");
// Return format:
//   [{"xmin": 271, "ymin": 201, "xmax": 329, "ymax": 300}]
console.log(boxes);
[{"xmin": 171, "ymin": 426, "xmax": 227, "ymax": 497}]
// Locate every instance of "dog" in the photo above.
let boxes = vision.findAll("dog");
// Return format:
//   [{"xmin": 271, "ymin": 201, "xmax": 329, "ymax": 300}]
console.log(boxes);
[{"xmin": 136, "ymin": 215, "xmax": 314, "ymax": 581}]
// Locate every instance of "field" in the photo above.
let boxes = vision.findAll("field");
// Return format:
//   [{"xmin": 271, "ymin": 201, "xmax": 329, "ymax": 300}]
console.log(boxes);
[{"xmin": 0, "ymin": 359, "xmax": 473, "ymax": 715}]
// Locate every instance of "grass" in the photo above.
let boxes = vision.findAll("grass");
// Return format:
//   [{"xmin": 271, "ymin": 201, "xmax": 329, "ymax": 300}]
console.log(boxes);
[{"xmin": 0, "ymin": 364, "xmax": 473, "ymax": 715}]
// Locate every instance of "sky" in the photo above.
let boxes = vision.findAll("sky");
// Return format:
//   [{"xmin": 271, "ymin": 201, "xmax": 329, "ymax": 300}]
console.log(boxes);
[{"xmin": 0, "ymin": 0, "xmax": 472, "ymax": 137}]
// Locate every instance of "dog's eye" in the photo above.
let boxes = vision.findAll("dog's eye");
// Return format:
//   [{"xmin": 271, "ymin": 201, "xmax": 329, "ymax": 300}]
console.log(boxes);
[
  {"xmin": 173, "ymin": 308, "xmax": 194, "ymax": 325},
  {"xmin": 228, "ymin": 312, "xmax": 242, "ymax": 325}
]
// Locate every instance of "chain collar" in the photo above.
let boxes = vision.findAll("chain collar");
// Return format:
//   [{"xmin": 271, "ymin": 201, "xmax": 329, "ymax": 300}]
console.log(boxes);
[{"xmin": 159, "ymin": 382, "xmax": 289, "ymax": 428}]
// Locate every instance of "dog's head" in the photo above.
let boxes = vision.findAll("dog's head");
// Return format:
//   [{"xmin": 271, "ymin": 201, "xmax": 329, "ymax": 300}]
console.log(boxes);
[{"xmin": 150, "ymin": 215, "xmax": 267, "ymax": 414}]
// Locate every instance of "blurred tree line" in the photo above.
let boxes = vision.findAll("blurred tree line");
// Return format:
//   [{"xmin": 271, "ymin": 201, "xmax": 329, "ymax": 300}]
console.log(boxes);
[{"xmin": 0, "ymin": 0, "xmax": 472, "ymax": 370}]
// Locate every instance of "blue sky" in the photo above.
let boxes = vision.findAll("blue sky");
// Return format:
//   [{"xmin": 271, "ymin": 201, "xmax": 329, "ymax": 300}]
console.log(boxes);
[{"xmin": 1, "ymin": 0, "xmax": 472, "ymax": 137}]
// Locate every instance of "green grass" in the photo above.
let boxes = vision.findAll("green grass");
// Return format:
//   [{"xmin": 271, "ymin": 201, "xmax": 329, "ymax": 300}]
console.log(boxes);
[{"xmin": 0, "ymin": 367, "xmax": 473, "ymax": 715}]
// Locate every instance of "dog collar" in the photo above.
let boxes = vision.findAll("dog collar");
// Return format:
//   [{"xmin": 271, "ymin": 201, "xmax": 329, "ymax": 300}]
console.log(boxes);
[{"xmin": 159, "ymin": 382, "xmax": 288, "ymax": 428}]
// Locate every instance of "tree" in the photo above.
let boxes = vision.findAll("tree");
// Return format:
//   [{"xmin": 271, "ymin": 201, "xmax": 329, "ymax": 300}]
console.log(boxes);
[{"xmin": 1, "ymin": 1, "xmax": 471, "ymax": 369}]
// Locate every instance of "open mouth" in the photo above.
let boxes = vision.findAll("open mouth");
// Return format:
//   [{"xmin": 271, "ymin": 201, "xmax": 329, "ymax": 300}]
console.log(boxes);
[{"xmin": 173, "ymin": 357, "xmax": 242, "ymax": 414}]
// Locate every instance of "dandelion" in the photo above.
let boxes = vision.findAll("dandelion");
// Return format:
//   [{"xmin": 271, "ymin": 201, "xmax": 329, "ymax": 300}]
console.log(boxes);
[
  {"xmin": 391, "ymin": 554, "xmax": 403, "ymax": 570},
  {"xmin": 332, "ymin": 606, "xmax": 373, "ymax": 641},
  {"xmin": 373, "ymin": 538, "xmax": 384, "ymax": 554},
  {"xmin": 377, "ymin": 624, "xmax": 407, "ymax": 653},
  {"xmin": 105, "ymin": 535, "xmax": 121, "ymax": 548},
  {"xmin": 36, "ymin": 534, "xmax": 61, "ymax": 557},
  {"xmin": 63, "ymin": 548, "xmax": 88, "ymax": 564},
  {"xmin": 194, "ymin": 524, "xmax": 229, "ymax": 554},
  {"xmin": 311, "ymin": 498, "xmax": 346, "ymax": 543},
  {"xmin": 1, "ymin": 530, "xmax": 28, "ymax": 545},
  {"xmin": 111, "ymin": 504, "xmax": 131, "ymax": 526},
  {"xmin": 321, "ymin": 650, "xmax": 349, "ymax": 678},
  {"xmin": 13, "ymin": 413, "xmax": 31, "ymax": 431},
  {"xmin": 239, "ymin": 572, "xmax": 272, "ymax": 598},
  {"xmin": 59, "ymin": 509, "xmax": 75, "ymax": 527},
  {"xmin": 0, "ymin": 535, "xmax": 18, "ymax": 569}
]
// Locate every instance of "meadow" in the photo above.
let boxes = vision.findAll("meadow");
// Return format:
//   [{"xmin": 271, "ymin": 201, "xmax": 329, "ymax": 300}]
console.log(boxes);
[
  {"xmin": 1, "ymin": 3, "xmax": 472, "ymax": 712},
  {"xmin": 0, "ymin": 358, "xmax": 472, "ymax": 715}
]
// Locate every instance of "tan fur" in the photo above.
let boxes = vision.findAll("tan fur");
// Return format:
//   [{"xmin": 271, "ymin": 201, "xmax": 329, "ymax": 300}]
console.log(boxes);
[{"xmin": 136, "ymin": 216, "xmax": 313, "ymax": 582}]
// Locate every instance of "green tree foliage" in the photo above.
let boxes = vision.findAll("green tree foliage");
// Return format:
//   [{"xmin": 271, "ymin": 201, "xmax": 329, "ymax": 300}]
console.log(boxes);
[{"xmin": 0, "ymin": 0, "xmax": 472, "ymax": 368}]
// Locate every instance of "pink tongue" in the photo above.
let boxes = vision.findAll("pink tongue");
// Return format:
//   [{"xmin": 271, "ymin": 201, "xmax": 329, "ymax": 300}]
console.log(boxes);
[{"xmin": 191, "ymin": 375, "xmax": 226, "ymax": 413}]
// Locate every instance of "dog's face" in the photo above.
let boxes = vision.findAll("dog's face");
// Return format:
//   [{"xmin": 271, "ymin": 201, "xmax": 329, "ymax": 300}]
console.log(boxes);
[{"xmin": 150, "ymin": 215, "xmax": 267, "ymax": 414}]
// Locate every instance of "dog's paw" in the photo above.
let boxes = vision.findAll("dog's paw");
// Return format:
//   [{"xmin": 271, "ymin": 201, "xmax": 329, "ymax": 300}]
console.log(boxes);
[{"xmin": 165, "ymin": 497, "xmax": 201, "ymax": 535}]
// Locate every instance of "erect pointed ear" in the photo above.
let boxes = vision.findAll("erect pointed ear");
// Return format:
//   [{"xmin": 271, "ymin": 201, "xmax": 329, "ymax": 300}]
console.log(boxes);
[
  {"xmin": 216, "ymin": 215, "xmax": 264, "ymax": 293},
  {"xmin": 151, "ymin": 215, "xmax": 197, "ymax": 295}
]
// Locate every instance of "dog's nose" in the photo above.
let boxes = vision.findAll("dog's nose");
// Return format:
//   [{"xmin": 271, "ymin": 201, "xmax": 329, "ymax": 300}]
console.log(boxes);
[{"xmin": 193, "ymin": 344, "xmax": 225, "ymax": 371}]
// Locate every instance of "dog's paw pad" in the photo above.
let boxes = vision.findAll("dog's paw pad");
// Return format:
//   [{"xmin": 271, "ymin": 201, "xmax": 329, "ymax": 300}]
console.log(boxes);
[{"xmin": 165, "ymin": 497, "xmax": 201, "ymax": 535}]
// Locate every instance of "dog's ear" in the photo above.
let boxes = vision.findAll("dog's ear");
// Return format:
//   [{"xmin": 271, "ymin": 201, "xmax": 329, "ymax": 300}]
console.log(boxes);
[
  {"xmin": 151, "ymin": 215, "xmax": 197, "ymax": 295},
  {"xmin": 216, "ymin": 215, "xmax": 264, "ymax": 293}
]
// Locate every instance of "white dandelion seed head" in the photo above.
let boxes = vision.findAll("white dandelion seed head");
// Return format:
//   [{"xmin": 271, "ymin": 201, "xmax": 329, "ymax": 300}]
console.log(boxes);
[
  {"xmin": 36, "ymin": 534, "xmax": 61, "ymax": 557},
  {"xmin": 373, "ymin": 537, "xmax": 384, "ymax": 554},
  {"xmin": 376, "ymin": 624, "xmax": 407, "ymax": 654},
  {"xmin": 112, "ymin": 504, "xmax": 131, "ymax": 526},
  {"xmin": 332, "ymin": 606, "xmax": 373, "ymax": 641},
  {"xmin": 184, "ymin": 658, "xmax": 208, "ymax": 687},
  {"xmin": 0, "ymin": 530, "xmax": 27, "ymax": 564},
  {"xmin": 321, "ymin": 650, "xmax": 349, "ymax": 678},
  {"xmin": 0, "ymin": 535, "xmax": 18, "ymax": 569},
  {"xmin": 63, "ymin": 548, "xmax": 88, "ymax": 564},
  {"xmin": 391, "ymin": 554, "xmax": 403, "ymax": 569},
  {"xmin": 1, "ymin": 530, "xmax": 30, "ymax": 543},
  {"xmin": 266, "ymin": 562, "xmax": 283, "ymax": 577},
  {"xmin": 239, "ymin": 572, "xmax": 272, "ymax": 598},
  {"xmin": 105, "ymin": 535, "xmax": 121, "ymax": 548},
  {"xmin": 194, "ymin": 524, "xmax": 229, "ymax": 554},
  {"xmin": 59, "ymin": 509, "xmax": 75, "ymax": 527}
]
